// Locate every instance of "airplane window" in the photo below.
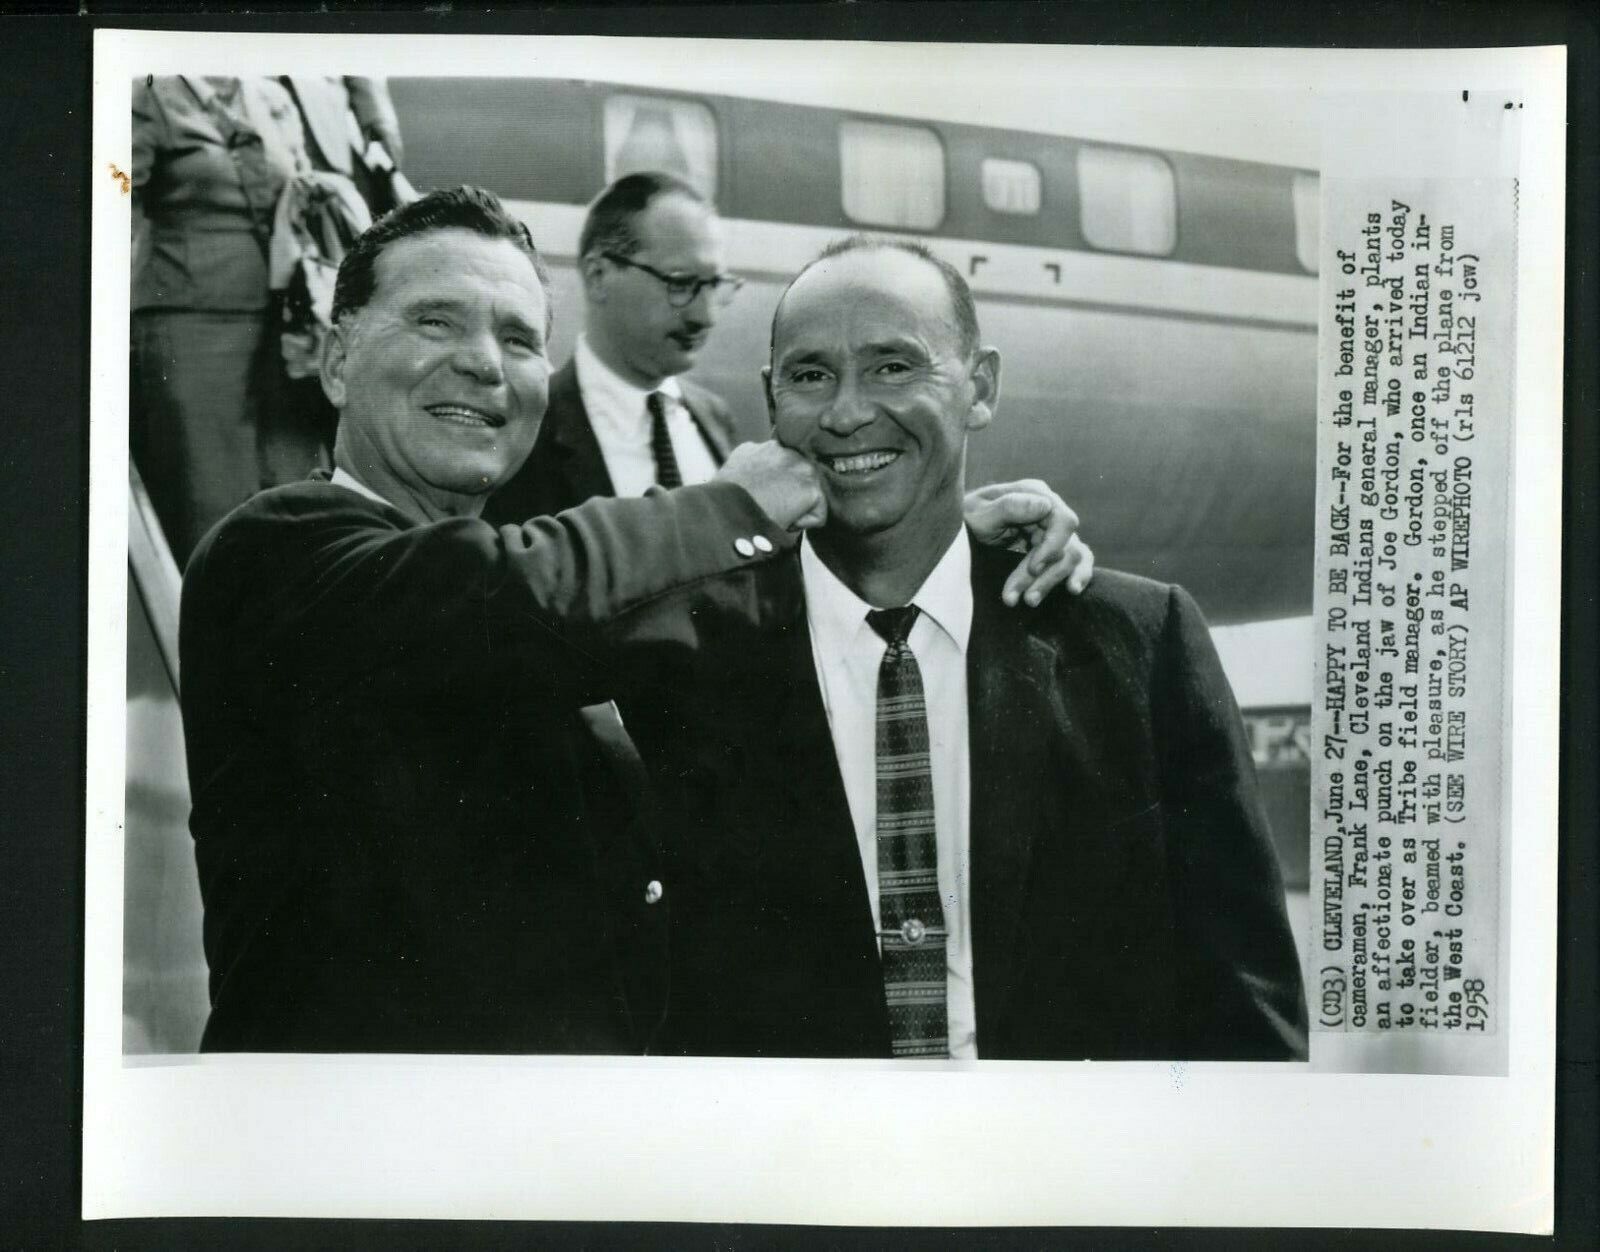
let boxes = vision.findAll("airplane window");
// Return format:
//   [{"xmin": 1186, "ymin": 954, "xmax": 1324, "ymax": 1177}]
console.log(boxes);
[
  {"xmin": 839, "ymin": 120, "xmax": 945, "ymax": 230},
  {"xmin": 1293, "ymin": 171, "xmax": 1321, "ymax": 274},
  {"xmin": 1075, "ymin": 146, "xmax": 1177, "ymax": 256},
  {"xmin": 981, "ymin": 157, "xmax": 1042, "ymax": 215},
  {"xmin": 604, "ymin": 94, "xmax": 718, "ymax": 199}
]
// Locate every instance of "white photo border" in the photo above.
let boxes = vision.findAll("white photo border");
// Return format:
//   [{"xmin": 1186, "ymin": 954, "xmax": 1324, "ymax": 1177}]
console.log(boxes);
[{"xmin": 85, "ymin": 31, "xmax": 1566, "ymax": 1230}]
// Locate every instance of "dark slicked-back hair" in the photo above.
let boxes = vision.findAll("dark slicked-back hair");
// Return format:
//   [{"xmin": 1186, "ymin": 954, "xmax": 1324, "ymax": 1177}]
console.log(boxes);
[
  {"xmin": 770, "ymin": 234, "xmax": 980, "ymax": 362},
  {"xmin": 331, "ymin": 184, "xmax": 553, "ymax": 332},
  {"xmin": 577, "ymin": 171, "xmax": 708, "ymax": 262}
]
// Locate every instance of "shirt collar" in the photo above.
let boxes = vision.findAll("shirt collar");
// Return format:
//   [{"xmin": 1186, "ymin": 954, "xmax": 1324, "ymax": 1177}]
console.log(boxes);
[
  {"xmin": 574, "ymin": 334, "xmax": 684, "ymax": 424},
  {"xmin": 799, "ymin": 528, "xmax": 973, "ymax": 655},
  {"xmin": 330, "ymin": 465, "xmax": 392, "ymax": 508}
]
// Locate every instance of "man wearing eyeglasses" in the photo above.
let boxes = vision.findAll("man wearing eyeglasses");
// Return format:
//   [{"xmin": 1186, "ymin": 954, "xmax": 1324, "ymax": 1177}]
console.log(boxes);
[{"xmin": 485, "ymin": 171, "xmax": 742, "ymax": 522}]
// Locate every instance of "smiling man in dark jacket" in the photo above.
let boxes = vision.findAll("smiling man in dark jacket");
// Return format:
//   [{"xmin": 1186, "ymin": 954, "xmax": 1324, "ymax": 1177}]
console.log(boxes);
[
  {"xmin": 613, "ymin": 237, "xmax": 1308, "ymax": 1060},
  {"xmin": 179, "ymin": 187, "xmax": 822, "ymax": 1053}
]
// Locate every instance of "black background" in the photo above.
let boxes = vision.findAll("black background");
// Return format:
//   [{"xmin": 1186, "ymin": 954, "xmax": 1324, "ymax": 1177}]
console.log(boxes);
[{"xmin": 1, "ymin": 3, "xmax": 1594, "ymax": 1248}]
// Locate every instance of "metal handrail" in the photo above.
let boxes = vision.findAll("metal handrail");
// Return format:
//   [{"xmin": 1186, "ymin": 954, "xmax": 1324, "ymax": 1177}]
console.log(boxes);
[{"xmin": 127, "ymin": 460, "xmax": 182, "ymax": 696}]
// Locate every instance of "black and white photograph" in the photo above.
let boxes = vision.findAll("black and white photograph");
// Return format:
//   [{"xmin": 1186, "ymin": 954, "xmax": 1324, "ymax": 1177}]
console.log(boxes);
[{"xmin": 85, "ymin": 29, "xmax": 1565, "ymax": 1229}]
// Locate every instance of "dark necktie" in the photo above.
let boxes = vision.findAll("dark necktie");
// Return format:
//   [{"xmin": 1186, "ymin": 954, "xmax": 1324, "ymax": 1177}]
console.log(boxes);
[
  {"xmin": 647, "ymin": 391, "xmax": 682, "ymax": 489},
  {"xmin": 866, "ymin": 605, "xmax": 949, "ymax": 1058}
]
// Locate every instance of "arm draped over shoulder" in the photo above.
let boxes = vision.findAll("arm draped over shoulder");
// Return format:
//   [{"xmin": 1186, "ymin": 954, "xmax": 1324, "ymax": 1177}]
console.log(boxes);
[{"xmin": 180, "ymin": 479, "xmax": 786, "ymax": 726}]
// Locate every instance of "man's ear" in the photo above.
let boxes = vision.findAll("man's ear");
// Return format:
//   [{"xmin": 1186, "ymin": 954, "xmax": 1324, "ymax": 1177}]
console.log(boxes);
[
  {"xmin": 579, "ymin": 253, "xmax": 608, "ymax": 303},
  {"xmin": 965, "ymin": 346, "xmax": 1001, "ymax": 432},
  {"xmin": 320, "ymin": 320, "xmax": 351, "ymax": 410},
  {"xmin": 761, "ymin": 365, "xmax": 776, "ymax": 428}
]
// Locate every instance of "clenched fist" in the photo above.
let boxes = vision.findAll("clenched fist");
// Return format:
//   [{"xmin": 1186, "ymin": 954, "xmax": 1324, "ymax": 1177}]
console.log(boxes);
[{"xmin": 717, "ymin": 440, "xmax": 827, "ymax": 532}]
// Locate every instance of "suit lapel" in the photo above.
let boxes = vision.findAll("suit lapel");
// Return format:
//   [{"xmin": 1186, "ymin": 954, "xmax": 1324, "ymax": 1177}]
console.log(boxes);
[
  {"xmin": 763, "ymin": 562, "xmax": 872, "ymax": 912},
  {"xmin": 757, "ymin": 561, "xmax": 885, "ymax": 1000},
  {"xmin": 680, "ymin": 382, "xmax": 734, "ymax": 466},
  {"xmin": 546, "ymin": 363, "xmax": 617, "ymax": 502},
  {"xmin": 966, "ymin": 548, "xmax": 1098, "ymax": 1044}
]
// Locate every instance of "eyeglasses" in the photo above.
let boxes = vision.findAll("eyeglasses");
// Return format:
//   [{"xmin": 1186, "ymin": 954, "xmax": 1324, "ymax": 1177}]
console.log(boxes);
[{"xmin": 601, "ymin": 252, "xmax": 745, "ymax": 309}]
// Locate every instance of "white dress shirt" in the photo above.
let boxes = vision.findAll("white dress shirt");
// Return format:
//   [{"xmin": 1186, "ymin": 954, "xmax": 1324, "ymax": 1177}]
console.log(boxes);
[
  {"xmin": 330, "ymin": 465, "xmax": 390, "ymax": 507},
  {"xmin": 573, "ymin": 335, "xmax": 720, "ymax": 496},
  {"xmin": 799, "ymin": 530, "xmax": 978, "ymax": 1059}
]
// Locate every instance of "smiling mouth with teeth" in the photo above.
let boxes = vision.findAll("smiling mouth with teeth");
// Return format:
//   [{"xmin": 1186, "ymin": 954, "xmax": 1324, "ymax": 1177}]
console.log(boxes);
[
  {"xmin": 822, "ymin": 450, "xmax": 901, "ymax": 476},
  {"xmin": 426, "ymin": 403, "xmax": 503, "ymax": 429}
]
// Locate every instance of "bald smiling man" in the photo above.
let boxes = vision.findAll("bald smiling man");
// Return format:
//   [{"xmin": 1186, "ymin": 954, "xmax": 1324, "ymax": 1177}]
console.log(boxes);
[{"xmin": 610, "ymin": 236, "xmax": 1309, "ymax": 1060}]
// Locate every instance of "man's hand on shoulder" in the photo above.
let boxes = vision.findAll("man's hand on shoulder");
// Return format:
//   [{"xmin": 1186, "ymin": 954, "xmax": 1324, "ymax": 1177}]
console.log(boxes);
[
  {"xmin": 964, "ymin": 479, "xmax": 1095, "ymax": 607},
  {"xmin": 717, "ymin": 440, "xmax": 827, "ymax": 532}
]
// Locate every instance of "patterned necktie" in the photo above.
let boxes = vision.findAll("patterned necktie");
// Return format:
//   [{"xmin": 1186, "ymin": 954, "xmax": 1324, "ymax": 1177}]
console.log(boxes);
[
  {"xmin": 866, "ymin": 605, "xmax": 949, "ymax": 1058},
  {"xmin": 647, "ymin": 392, "xmax": 682, "ymax": 489}
]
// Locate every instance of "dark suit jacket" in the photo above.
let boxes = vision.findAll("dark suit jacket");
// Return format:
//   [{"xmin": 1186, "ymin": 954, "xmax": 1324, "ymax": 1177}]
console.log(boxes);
[
  {"xmin": 483, "ymin": 359, "xmax": 738, "ymax": 525},
  {"xmin": 179, "ymin": 475, "xmax": 785, "ymax": 1053},
  {"xmin": 615, "ymin": 543, "xmax": 1309, "ymax": 1060},
  {"xmin": 479, "ymin": 357, "xmax": 741, "ymax": 849}
]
